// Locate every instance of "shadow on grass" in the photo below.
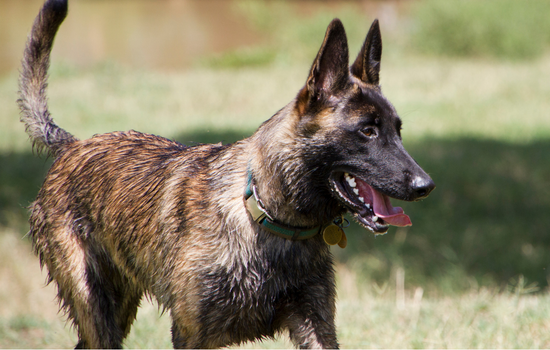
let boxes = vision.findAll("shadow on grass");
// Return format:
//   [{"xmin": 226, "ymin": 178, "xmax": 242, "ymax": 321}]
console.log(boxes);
[
  {"xmin": 3, "ymin": 131, "xmax": 549, "ymax": 290},
  {"xmin": 0, "ymin": 152, "xmax": 52, "ymax": 233}
]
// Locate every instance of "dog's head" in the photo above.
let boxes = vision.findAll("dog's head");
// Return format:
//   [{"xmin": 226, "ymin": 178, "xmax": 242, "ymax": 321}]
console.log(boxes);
[{"xmin": 288, "ymin": 19, "xmax": 435, "ymax": 234}]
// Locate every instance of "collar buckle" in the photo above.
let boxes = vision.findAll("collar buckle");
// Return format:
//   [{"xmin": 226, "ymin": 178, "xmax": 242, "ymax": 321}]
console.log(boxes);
[{"xmin": 246, "ymin": 184, "xmax": 273, "ymax": 223}]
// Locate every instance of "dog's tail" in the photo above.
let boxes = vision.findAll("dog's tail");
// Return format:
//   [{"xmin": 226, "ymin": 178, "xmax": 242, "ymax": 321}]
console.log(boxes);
[{"xmin": 18, "ymin": 0, "xmax": 77, "ymax": 156}]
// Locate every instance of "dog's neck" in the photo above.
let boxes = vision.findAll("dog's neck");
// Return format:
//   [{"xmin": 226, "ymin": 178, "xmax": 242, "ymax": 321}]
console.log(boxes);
[
  {"xmin": 245, "ymin": 103, "xmax": 346, "ymax": 230},
  {"xmin": 244, "ymin": 169, "xmax": 333, "ymax": 240}
]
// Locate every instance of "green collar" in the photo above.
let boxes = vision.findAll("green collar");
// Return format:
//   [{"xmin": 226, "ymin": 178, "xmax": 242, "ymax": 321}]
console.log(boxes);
[{"xmin": 244, "ymin": 170, "xmax": 326, "ymax": 241}]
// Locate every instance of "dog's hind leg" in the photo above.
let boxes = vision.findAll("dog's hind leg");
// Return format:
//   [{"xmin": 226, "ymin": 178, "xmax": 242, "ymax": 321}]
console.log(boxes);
[
  {"xmin": 70, "ymin": 241, "xmax": 143, "ymax": 349},
  {"xmin": 49, "ymin": 242, "xmax": 142, "ymax": 348},
  {"xmin": 30, "ymin": 205, "xmax": 142, "ymax": 348}
]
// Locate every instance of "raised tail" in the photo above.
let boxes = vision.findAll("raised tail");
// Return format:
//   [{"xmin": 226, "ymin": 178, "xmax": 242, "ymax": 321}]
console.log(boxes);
[{"xmin": 18, "ymin": 0, "xmax": 77, "ymax": 156}]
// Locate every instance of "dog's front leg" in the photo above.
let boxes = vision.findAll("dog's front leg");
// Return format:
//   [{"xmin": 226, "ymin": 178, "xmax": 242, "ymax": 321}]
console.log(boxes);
[
  {"xmin": 279, "ymin": 284, "xmax": 339, "ymax": 349},
  {"xmin": 286, "ymin": 314, "xmax": 339, "ymax": 349}
]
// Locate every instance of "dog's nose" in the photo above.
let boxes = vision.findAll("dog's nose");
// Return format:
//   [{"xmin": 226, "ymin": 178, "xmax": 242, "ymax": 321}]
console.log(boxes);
[{"xmin": 411, "ymin": 175, "xmax": 435, "ymax": 200}]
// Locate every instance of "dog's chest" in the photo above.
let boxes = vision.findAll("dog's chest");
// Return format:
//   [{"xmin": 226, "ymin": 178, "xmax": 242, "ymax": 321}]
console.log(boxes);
[{"xmin": 198, "ymin": 236, "xmax": 333, "ymax": 342}]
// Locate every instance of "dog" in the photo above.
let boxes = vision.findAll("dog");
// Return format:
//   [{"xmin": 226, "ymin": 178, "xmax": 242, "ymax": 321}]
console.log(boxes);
[{"xmin": 18, "ymin": 0, "xmax": 435, "ymax": 348}]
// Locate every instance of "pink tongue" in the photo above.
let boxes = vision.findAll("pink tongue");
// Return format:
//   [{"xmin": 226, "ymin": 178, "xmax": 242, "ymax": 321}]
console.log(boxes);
[
  {"xmin": 371, "ymin": 190, "xmax": 412, "ymax": 227},
  {"xmin": 356, "ymin": 179, "xmax": 412, "ymax": 227}
]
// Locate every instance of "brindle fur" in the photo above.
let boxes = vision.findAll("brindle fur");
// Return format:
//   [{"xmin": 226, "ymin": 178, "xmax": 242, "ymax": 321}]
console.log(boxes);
[{"xmin": 19, "ymin": 0, "xmax": 434, "ymax": 348}]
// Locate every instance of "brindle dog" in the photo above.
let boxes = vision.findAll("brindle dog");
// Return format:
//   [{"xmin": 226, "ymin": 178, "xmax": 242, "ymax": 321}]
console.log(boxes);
[{"xmin": 18, "ymin": 0, "xmax": 434, "ymax": 348}]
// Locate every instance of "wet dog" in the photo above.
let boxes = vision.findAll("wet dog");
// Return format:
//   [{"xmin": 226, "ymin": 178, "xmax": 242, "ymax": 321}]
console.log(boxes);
[{"xmin": 18, "ymin": 0, "xmax": 434, "ymax": 348}]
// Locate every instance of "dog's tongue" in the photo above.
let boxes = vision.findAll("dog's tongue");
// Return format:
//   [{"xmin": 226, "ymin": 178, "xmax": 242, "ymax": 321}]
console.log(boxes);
[
  {"xmin": 371, "ymin": 189, "xmax": 412, "ymax": 227},
  {"xmin": 356, "ymin": 179, "xmax": 412, "ymax": 227}
]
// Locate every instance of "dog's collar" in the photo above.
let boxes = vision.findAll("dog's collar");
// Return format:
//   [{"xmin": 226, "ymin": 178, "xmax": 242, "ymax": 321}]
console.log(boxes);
[{"xmin": 244, "ymin": 170, "xmax": 342, "ymax": 241}]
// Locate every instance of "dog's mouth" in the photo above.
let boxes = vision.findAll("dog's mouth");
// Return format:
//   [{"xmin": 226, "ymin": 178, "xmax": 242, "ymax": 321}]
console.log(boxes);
[{"xmin": 329, "ymin": 172, "xmax": 411, "ymax": 234}]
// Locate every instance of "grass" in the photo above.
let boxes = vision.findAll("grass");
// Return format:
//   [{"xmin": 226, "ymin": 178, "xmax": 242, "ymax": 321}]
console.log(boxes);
[
  {"xmin": 410, "ymin": 0, "xmax": 550, "ymax": 60},
  {"xmin": 335, "ymin": 267, "xmax": 550, "ymax": 349},
  {"xmin": 1, "ymin": 1, "xmax": 550, "ymax": 347}
]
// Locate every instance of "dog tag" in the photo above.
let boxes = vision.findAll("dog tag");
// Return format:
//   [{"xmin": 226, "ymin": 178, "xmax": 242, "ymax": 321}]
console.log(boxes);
[
  {"xmin": 338, "ymin": 230, "xmax": 347, "ymax": 249},
  {"xmin": 323, "ymin": 224, "xmax": 343, "ymax": 246}
]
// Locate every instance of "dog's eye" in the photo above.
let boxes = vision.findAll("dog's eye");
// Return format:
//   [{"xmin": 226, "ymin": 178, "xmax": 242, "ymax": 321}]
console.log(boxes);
[{"xmin": 361, "ymin": 127, "xmax": 377, "ymax": 138}]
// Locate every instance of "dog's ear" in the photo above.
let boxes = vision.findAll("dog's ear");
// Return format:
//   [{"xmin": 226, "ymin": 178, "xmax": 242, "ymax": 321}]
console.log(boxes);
[
  {"xmin": 351, "ymin": 19, "xmax": 382, "ymax": 86},
  {"xmin": 296, "ymin": 19, "xmax": 349, "ymax": 114}
]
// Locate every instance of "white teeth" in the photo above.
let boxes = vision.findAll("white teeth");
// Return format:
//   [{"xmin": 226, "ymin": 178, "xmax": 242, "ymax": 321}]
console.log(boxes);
[
  {"xmin": 373, "ymin": 215, "xmax": 379, "ymax": 222},
  {"xmin": 353, "ymin": 188, "xmax": 359, "ymax": 195},
  {"xmin": 344, "ymin": 173, "xmax": 356, "ymax": 188},
  {"xmin": 359, "ymin": 197, "xmax": 364, "ymax": 203},
  {"xmin": 366, "ymin": 203, "xmax": 371, "ymax": 209}
]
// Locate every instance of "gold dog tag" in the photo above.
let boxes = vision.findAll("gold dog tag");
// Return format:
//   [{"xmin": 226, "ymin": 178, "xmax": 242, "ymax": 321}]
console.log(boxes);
[
  {"xmin": 323, "ymin": 224, "xmax": 343, "ymax": 246},
  {"xmin": 338, "ymin": 230, "xmax": 347, "ymax": 249}
]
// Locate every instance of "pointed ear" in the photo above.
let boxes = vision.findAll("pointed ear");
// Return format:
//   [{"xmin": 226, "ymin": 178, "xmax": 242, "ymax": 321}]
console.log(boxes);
[
  {"xmin": 296, "ymin": 19, "xmax": 349, "ymax": 114},
  {"xmin": 351, "ymin": 19, "xmax": 382, "ymax": 85}
]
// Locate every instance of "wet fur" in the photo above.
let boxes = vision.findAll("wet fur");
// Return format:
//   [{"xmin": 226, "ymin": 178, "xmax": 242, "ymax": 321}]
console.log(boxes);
[{"xmin": 18, "ymin": 0, "xmax": 433, "ymax": 348}]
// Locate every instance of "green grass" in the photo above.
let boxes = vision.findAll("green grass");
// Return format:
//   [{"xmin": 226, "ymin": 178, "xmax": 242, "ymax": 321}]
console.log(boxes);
[
  {"xmin": 335, "ymin": 266, "xmax": 550, "ymax": 348},
  {"xmin": 410, "ymin": 0, "xmax": 550, "ymax": 60}
]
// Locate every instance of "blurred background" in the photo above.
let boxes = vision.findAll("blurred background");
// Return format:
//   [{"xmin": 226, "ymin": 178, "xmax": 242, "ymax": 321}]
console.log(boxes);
[{"xmin": 1, "ymin": 0, "xmax": 550, "ymax": 348}]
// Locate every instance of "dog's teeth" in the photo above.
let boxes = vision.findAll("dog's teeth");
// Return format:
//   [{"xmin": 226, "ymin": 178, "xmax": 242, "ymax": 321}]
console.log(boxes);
[
  {"xmin": 345, "ymin": 174, "xmax": 356, "ymax": 188},
  {"xmin": 373, "ymin": 215, "xmax": 379, "ymax": 222},
  {"xmin": 359, "ymin": 197, "xmax": 364, "ymax": 203},
  {"xmin": 366, "ymin": 203, "xmax": 371, "ymax": 209},
  {"xmin": 353, "ymin": 188, "xmax": 359, "ymax": 195}
]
